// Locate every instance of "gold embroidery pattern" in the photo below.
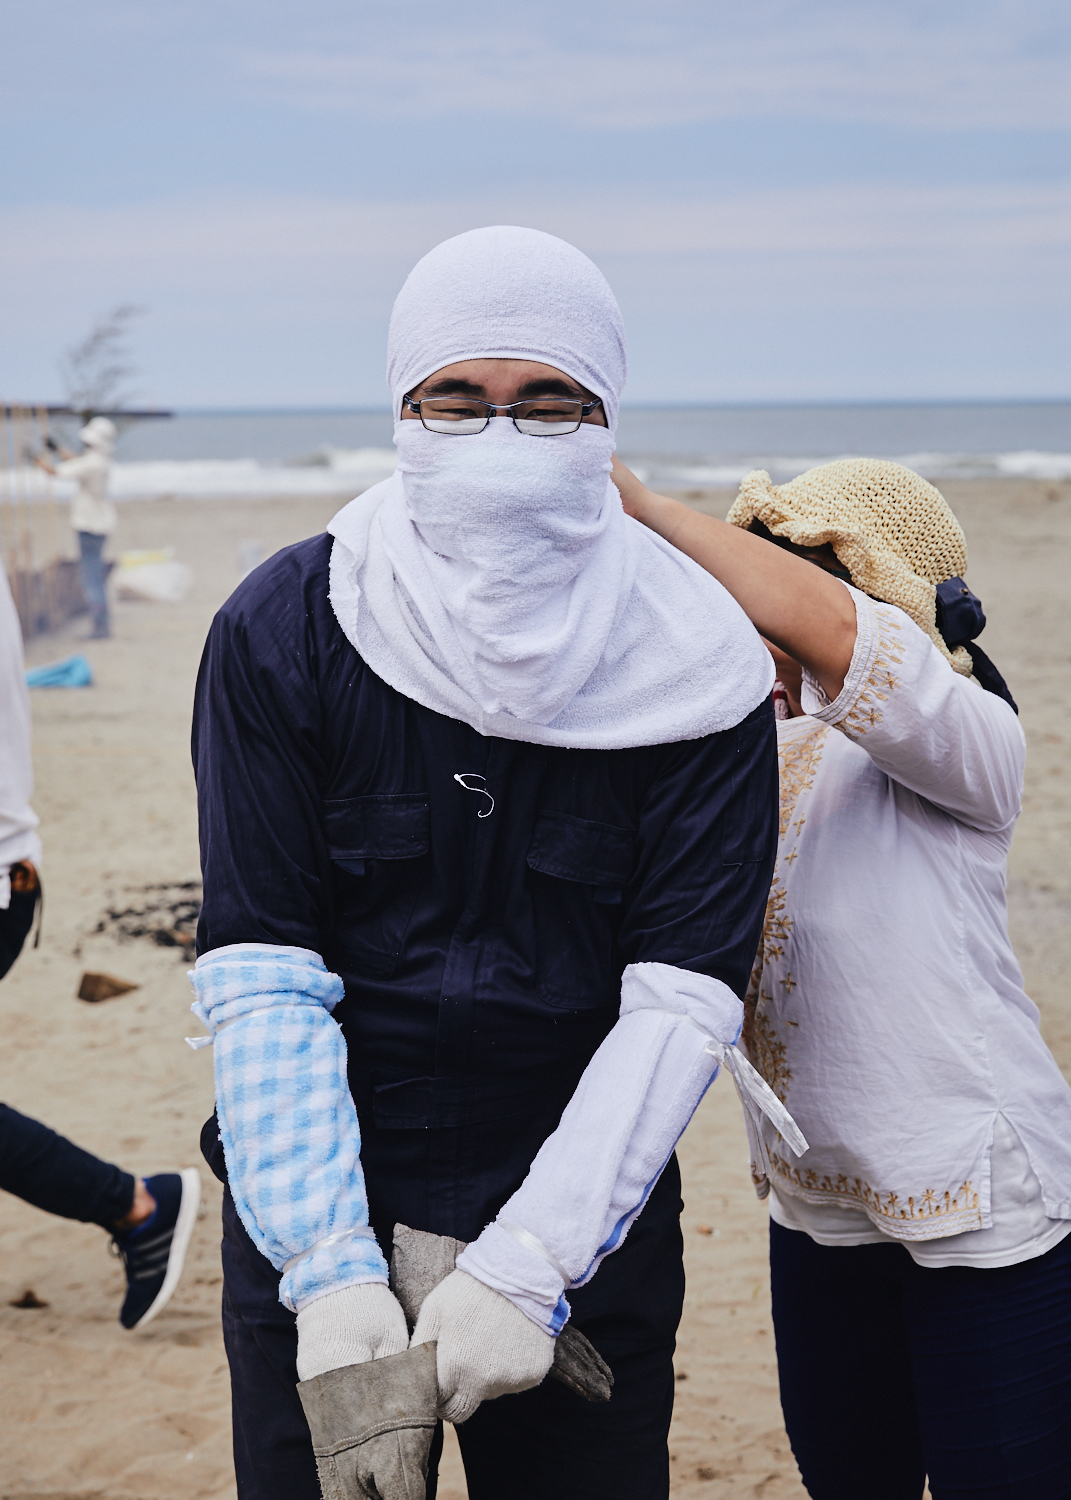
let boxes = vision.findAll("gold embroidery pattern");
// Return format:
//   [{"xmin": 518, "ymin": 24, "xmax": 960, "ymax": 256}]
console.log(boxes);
[
  {"xmin": 777, "ymin": 725, "xmax": 829, "ymax": 839},
  {"xmin": 743, "ymin": 724, "xmax": 829, "ymax": 1104},
  {"xmin": 767, "ymin": 1148, "xmax": 984, "ymax": 1235},
  {"xmin": 743, "ymin": 890, "xmax": 792, "ymax": 1102},
  {"xmin": 763, "ymin": 876, "xmax": 792, "ymax": 962},
  {"xmin": 743, "ymin": 991, "xmax": 791, "ymax": 1104},
  {"xmin": 837, "ymin": 606, "xmax": 903, "ymax": 737}
]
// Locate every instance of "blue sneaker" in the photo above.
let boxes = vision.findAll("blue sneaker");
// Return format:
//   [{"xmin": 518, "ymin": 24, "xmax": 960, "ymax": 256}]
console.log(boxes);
[{"xmin": 111, "ymin": 1169, "xmax": 201, "ymax": 1329}]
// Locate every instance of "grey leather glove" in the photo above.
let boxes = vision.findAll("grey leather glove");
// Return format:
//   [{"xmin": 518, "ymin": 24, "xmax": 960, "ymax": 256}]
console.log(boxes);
[
  {"xmin": 390, "ymin": 1224, "xmax": 613, "ymax": 1411},
  {"xmin": 297, "ymin": 1342, "xmax": 437, "ymax": 1500}
]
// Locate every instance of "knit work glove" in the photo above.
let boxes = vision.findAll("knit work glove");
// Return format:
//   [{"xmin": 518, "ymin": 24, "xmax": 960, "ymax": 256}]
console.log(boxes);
[
  {"xmin": 390, "ymin": 1223, "xmax": 613, "ymax": 1407},
  {"xmin": 296, "ymin": 1282, "xmax": 410, "ymax": 1382},
  {"xmin": 410, "ymin": 1268, "xmax": 555, "ymax": 1424}
]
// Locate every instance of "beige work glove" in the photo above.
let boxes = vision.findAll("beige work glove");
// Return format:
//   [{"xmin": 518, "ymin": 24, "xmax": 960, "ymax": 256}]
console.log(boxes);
[
  {"xmin": 390, "ymin": 1223, "xmax": 613, "ymax": 1409},
  {"xmin": 410, "ymin": 1267, "xmax": 555, "ymax": 1424},
  {"xmin": 295, "ymin": 1282, "xmax": 409, "ymax": 1381}
]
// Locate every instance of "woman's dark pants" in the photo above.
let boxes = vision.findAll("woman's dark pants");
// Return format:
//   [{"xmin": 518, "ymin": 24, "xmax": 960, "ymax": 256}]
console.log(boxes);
[
  {"xmin": 215, "ymin": 1158, "xmax": 685, "ymax": 1500},
  {"xmin": 770, "ymin": 1218, "xmax": 1071, "ymax": 1500},
  {"xmin": 0, "ymin": 1102, "xmax": 135, "ymax": 1227}
]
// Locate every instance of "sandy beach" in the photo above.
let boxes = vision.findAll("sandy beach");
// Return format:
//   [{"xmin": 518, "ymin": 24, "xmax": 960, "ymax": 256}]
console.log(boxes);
[{"xmin": 2, "ymin": 477, "xmax": 1068, "ymax": 1500}]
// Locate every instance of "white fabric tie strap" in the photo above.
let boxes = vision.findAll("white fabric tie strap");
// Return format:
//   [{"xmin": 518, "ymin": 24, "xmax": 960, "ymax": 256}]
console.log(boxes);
[
  {"xmin": 283, "ymin": 1226, "xmax": 381, "ymax": 1275},
  {"xmin": 185, "ymin": 1004, "xmax": 279, "ymax": 1050},
  {"xmin": 497, "ymin": 1220, "xmax": 571, "ymax": 1285},
  {"xmin": 705, "ymin": 1038, "xmax": 809, "ymax": 1177}
]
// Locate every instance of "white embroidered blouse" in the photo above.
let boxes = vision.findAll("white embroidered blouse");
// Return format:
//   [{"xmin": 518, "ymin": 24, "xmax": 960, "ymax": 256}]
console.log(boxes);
[{"xmin": 744, "ymin": 585, "xmax": 1071, "ymax": 1264}]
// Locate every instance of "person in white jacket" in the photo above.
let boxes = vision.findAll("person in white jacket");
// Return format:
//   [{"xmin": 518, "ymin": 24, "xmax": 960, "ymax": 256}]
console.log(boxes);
[
  {"xmin": 37, "ymin": 415, "xmax": 117, "ymax": 639},
  {"xmin": 611, "ymin": 455, "xmax": 1071, "ymax": 1500},
  {"xmin": 0, "ymin": 558, "xmax": 42, "ymax": 931}
]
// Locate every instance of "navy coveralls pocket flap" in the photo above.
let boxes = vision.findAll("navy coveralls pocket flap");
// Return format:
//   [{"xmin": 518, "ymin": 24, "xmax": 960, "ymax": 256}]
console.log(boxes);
[
  {"xmin": 324, "ymin": 794, "xmax": 430, "ymax": 978},
  {"xmin": 526, "ymin": 810, "xmax": 636, "ymax": 896},
  {"xmin": 323, "ymin": 792, "xmax": 430, "ymax": 876}
]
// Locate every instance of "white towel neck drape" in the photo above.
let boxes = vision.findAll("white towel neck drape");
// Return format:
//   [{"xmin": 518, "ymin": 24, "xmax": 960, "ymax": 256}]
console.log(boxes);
[{"xmin": 328, "ymin": 226, "xmax": 773, "ymax": 748}]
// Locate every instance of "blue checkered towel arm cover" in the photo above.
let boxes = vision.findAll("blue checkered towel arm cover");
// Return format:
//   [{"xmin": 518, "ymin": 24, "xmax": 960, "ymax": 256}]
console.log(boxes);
[{"xmin": 190, "ymin": 945, "xmax": 389, "ymax": 1310}]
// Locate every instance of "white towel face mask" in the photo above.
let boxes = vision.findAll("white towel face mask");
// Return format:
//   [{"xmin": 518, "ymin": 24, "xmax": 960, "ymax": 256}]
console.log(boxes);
[
  {"xmin": 382, "ymin": 418, "xmax": 631, "ymax": 723},
  {"xmin": 328, "ymin": 224, "xmax": 773, "ymax": 747}
]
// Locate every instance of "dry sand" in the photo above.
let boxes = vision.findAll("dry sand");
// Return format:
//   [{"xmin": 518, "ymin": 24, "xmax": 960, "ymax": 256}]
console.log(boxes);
[{"xmin": 2, "ymin": 479, "xmax": 1068, "ymax": 1500}]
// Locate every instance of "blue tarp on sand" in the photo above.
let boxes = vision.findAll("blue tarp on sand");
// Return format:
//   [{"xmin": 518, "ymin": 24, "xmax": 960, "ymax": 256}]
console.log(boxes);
[{"xmin": 25, "ymin": 654, "xmax": 94, "ymax": 689}]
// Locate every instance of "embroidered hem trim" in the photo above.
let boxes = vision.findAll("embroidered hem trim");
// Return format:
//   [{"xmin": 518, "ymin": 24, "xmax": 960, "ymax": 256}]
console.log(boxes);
[{"xmin": 765, "ymin": 1151, "xmax": 985, "ymax": 1241}]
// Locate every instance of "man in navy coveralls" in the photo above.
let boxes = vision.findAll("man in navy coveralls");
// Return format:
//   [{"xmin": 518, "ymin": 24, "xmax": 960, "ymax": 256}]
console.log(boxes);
[{"xmin": 191, "ymin": 226, "xmax": 780, "ymax": 1500}]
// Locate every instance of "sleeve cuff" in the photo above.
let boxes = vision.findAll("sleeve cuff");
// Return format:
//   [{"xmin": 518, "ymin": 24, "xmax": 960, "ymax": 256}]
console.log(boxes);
[
  {"xmin": 457, "ymin": 1224, "xmax": 570, "ymax": 1335},
  {"xmin": 282, "ymin": 1232, "xmax": 390, "ymax": 1313},
  {"xmin": 801, "ymin": 584, "xmax": 886, "ymax": 732},
  {"xmin": 620, "ymin": 962, "xmax": 743, "ymax": 1044}
]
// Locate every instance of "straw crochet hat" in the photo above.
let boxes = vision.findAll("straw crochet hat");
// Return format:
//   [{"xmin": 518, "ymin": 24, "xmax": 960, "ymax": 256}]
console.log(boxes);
[{"xmin": 726, "ymin": 458, "xmax": 973, "ymax": 675}]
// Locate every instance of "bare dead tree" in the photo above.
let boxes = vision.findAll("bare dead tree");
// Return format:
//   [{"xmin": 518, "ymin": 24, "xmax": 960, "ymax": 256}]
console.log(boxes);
[{"xmin": 58, "ymin": 304, "xmax": 146, "ymax": 418}]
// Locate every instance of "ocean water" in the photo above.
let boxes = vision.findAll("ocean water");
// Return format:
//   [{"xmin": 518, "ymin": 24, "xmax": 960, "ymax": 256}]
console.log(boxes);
[{"xmin": 21, "ymin": 401, "xmax": 1071, "ymax": 500}]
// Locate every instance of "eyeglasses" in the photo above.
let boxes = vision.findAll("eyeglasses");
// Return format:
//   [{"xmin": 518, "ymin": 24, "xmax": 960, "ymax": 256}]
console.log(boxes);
[{"xmin": 403, "ymin": 393, "xmax": 602, "ymax": 436}]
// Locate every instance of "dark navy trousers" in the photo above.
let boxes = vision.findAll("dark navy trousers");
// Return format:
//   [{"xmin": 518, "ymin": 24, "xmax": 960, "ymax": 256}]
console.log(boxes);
[
  {"xmin": 0, "ymin": 1102, "xmax": 134, "ymax": 1227},
  {"xmin": 213, "ymin": 1148, "xmax": 685, "ymax": 1500},
  {"xmin": 770, "ymin": 1219, "xmax": 1071, "ymax": 1500}
]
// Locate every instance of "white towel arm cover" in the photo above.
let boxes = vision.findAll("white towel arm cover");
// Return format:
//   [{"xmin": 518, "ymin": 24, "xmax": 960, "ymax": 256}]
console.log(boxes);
[
  {"xmin": 190, "ymin": 943, "xmax": 389, "ymax": 1311},
  {"xmin": 457, "ymin": 962, "xmax": 808, "ymax": 1333}
]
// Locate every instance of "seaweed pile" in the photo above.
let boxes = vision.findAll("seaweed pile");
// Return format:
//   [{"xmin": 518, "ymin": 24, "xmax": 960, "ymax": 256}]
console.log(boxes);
[{"xmin": 89, "ymin": 881, "xmax": 202, "ymax": 963}]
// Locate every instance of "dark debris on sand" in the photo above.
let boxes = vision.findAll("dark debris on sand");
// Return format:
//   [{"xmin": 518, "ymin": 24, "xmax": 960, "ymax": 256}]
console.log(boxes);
[
  {"xmin": 88, "ymin": 881, "xmax": 202, "ymax": 964},
  {"xmin": 9, "ymin": 1289, "xmax": 49, "ymax": 1308}
]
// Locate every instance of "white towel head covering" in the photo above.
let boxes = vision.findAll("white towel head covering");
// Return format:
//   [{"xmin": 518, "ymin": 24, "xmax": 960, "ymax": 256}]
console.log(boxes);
[
  {"xmin": 387, "ymin": 226, "xmax": 626, "ymax": 428},
  {"xmin": 328, "ymin": 225, "xmax": 773, "ymax": 748}
]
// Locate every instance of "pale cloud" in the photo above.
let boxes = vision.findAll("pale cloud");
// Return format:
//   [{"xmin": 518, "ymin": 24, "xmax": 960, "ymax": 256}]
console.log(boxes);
[
  {"xmin": 2, "ymin": 180, "xmax": 1067, "ymax": 404},
  {"xmin": 4, "ymin": 182, "xmax": 1067, "ymax": 274},
  {"xmin": 3, "ymin": 2, "xmax": 1067, "ymax": 405},
  {"xmin": 240, "ymin": 3, "xmax": 1071, "ymax": 131}
]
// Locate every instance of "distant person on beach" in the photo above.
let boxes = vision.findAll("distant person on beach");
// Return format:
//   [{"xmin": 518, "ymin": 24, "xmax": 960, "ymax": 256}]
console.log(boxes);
[
  {"xmin": 36, "ymin": 414, "xmax": 117, "ymax": 639},
  {"xmin": 189, "ymin": 227, "xmax": 798, "ymax": 1500},
  {"xmin": 0, "ymin": 557, "xmax": 199, "ymax": 1328},
  {"xmin": 613, "ymin": 456, "xmax": 1071, "ymax": 1500}
]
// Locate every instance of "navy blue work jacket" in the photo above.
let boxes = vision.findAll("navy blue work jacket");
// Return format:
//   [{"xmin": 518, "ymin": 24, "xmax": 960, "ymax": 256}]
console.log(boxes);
[{"xmin": 193, "ymin": 534, "xmax": 777, "ymax": 1239}]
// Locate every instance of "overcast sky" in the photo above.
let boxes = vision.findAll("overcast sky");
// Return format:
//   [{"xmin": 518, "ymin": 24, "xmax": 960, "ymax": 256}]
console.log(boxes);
[{"xmin": 2, "ymin": 1, "xmax": 1069, "ymax": 407}]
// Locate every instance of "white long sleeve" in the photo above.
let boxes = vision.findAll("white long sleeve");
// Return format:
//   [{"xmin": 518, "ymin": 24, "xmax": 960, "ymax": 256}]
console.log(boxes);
[
  {"xmin": 803, "ymin": 585, "xmax": 1024, "ymax": 835},
  {"xmin": 0, "ymin": 565, "xmax": 41, "ymax": 908},
  {"xmin": 456, "ymin": 961, "xmax": 805, "ymax": 1332}
]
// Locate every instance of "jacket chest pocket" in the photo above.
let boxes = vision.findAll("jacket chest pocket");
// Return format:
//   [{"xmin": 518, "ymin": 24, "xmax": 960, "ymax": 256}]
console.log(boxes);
[
  {"xmin": 324, "ymin": 793, "xmax": 429, "ymax": 979},
  {"xmin": 526, "ymin": 811, "xmax": 636, "ymax": 1009}
]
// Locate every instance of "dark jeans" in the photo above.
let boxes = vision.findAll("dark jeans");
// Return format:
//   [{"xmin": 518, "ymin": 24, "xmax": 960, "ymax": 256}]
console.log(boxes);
[
  {"xmin": 77, "ymin": 529, "xmax": 109, "ymax": 636},
  {"xmin": 0, "ymin": 1102, "xmax": 135, "ymax": 1227},
  {"xmin": 770, "ymin": 1219, "xmax": 1071, "ymax": 1500},
  {"xmin": 0, "ymin": 884, "xmax": 37, "ymax": 980},
  {"xmin": 210, "ymin": 1138, "xmax": 685, "ymax": 1500}
]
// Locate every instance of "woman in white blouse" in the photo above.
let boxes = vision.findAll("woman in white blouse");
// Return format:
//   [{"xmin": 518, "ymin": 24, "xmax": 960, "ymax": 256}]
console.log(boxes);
[{"xmin": 612, "ymin": 456, "xmax": 1071, "ymax": 1500}]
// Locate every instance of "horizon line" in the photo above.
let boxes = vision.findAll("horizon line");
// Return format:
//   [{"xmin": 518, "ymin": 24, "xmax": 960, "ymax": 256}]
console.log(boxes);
[{"xmin": 88, "ymin": 395, "xmax": 1071, "ymax": 419}]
